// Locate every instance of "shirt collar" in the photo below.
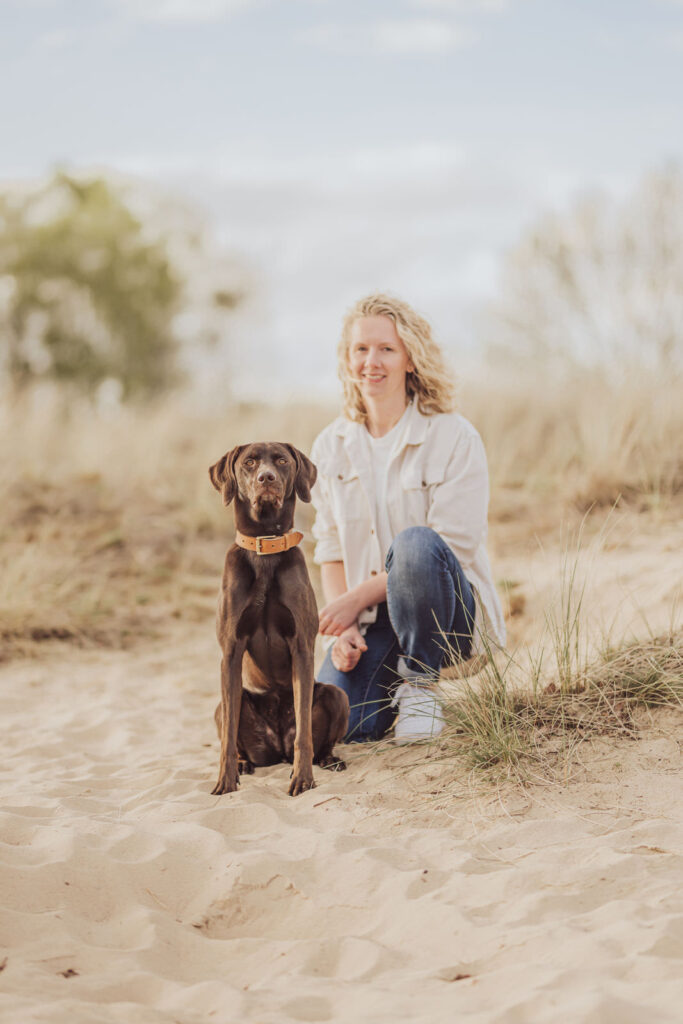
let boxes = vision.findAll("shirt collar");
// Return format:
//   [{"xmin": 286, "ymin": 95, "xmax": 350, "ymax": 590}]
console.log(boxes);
[{"xmin": 335, "ymin": 399, "xmax": 429, "ymax": 451}]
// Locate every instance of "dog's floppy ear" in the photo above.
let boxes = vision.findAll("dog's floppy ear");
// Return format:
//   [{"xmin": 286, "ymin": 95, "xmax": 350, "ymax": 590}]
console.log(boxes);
[
  {"xmin": 208, "ymin": 445, "xmax": 244, "ymax": 507},
  {"xmin": 285, "ymin": 444, "xmax": 317, "ymax": 503}
]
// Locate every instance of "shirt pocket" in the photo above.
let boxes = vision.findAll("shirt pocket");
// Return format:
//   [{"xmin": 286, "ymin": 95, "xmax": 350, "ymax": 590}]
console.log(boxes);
[
  {"xmin": 318, "ymin": 457, "xmax": 368, "ymax": 525},
  {"xmin": 400, "ymin": 459, "xmax": 447, "ymax": 489},
  {"xmin": 399, "ymin": 461, "xmax": 447, "ymax": 522}
]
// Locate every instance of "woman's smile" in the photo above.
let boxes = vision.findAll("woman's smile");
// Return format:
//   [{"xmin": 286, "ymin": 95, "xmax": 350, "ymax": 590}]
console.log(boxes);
[{"xmin": 348, "ymin": 316, "xmax": 413, "ymax": 400}]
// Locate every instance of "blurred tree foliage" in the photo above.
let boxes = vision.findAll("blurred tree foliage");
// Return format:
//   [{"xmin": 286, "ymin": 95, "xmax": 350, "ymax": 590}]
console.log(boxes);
[
  {"xmin": 486, "ymin": 165, "xmax": 683, "ymax": 373},
  {"xmin": 0, "ymin": 172, "xmax": 241, "ymax": 398}
]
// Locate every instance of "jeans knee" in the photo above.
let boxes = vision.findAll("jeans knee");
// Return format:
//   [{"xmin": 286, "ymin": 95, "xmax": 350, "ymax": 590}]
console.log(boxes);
[{"xmin": 386, "ymin": 526, "xmax": 443, "ymax": 574}]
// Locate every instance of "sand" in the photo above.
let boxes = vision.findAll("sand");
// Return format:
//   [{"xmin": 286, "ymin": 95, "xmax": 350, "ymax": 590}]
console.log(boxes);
[
  {"xmin": 1, "ymin": 612, "xmax": 682, "ymax": 1024},
  {"xmin": 2, "ymin": 507, "xmax": 683, "ymax": 1023}
]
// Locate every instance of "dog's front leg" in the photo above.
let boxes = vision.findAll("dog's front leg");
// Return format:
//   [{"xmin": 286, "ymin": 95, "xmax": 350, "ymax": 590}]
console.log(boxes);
[
  {"xmin": 212, "ymin": 641, "xmax": 245, "ymax": 795},
  {"xmin": 289, "ymin": 642, "xmax": 316, "ymax": 796}
]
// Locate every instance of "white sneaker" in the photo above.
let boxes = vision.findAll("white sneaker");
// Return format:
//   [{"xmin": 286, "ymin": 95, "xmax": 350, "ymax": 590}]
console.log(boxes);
[{"xmin": 393, "ymin": 681, "xmax": 445, "ymax": 745}]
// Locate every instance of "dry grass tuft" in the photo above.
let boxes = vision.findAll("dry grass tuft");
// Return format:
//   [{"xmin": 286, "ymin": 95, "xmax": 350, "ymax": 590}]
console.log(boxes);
[{"xmin": 434, "ymin": 630, "xmax": 683, "ymax": 784}]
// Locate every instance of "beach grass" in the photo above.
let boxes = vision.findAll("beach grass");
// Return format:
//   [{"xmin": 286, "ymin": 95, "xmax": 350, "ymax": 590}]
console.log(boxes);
[{"xmin": 443, "ymin": 629, "xmax": 681, "ymax": 777}]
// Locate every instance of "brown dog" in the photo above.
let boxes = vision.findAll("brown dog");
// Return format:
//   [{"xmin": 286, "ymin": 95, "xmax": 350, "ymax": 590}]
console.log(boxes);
[{"xmin": 208, "ymin": 442, "xmax": 349, "ymax": 796}]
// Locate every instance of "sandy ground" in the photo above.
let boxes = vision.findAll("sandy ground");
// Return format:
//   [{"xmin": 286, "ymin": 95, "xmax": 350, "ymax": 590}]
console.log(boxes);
[
  {"xmin": 1, "ymin": 621, "xmax": 682, "ymax": 1024},
  {"xmin": 1, "ymin": 511, "xmax": 682, "ymax": 1023}
]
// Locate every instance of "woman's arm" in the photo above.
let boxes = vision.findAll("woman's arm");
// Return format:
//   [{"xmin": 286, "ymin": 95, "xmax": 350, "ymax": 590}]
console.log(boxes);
[
  {"xmin": 319, "ymin": 566, "xmax": 388, "ymax": 637},
  {"xmin": 320, "ymin": 561, "xmax": 348, "ymax": 604},
  {"xmin": 319, "ymin": 561, "xmax": 373, "ymax": 671}
]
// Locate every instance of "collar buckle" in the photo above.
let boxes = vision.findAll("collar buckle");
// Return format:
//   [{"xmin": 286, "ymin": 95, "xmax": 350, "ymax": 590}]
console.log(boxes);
[{"xmin": 255, "ymin": 534, "xmax": 278, "ymax": 554}]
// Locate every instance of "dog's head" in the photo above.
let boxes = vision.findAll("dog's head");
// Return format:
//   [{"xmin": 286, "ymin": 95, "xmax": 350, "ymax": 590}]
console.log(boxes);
[{"xmin": 209, "ymin": 442, "xmax": 317, "ymax": 517}]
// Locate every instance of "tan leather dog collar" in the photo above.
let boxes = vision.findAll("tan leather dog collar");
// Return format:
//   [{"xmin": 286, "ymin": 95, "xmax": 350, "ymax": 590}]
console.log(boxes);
[{"xmin": 235, "ymin": 529, "xmax": 304, "ymax": 555}]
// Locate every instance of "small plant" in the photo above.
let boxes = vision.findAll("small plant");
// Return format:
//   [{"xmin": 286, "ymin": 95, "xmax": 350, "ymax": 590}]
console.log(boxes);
[{"xmin": 431, "ymin": 626, "xmax": 682, "ymax": 786}]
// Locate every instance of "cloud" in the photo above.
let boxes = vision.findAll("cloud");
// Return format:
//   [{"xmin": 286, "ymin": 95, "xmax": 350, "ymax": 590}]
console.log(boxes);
[
  {"xmin": 113, "ymin": 0, "xmax": 255, "ymax": 24},
  {"xmin": 299, "ymin": 18, "xmax": 475, "ymax": 56},
  {"xmin": 410, "ymin": 0, "xmax": 508, "ymax": 10},
  {"xmin": 114, "ymin": 141, "xmax": 471, "ymax": 192},
  {"xmin": 667, "ymin": 30, "xmax": 683, "ymax": 50},
  {"xmin": 34, "ymin": 28, "xmax": 78, "ymax": 51},
  {"xmin": 374, "ymin": 18, "xmax": 475, "ymax": 54}
]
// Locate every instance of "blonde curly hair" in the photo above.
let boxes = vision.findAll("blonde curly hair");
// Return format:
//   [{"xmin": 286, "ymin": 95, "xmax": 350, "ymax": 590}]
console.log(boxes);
[{"xmin": 338, "ymin": 293, "xmax": 456, "ymax": 423}]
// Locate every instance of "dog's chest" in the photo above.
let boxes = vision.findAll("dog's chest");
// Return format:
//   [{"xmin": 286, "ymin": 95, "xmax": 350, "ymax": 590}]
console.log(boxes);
[{"xmin": 234, "ymin": 558, "xmax": 296, "ymax": 642}]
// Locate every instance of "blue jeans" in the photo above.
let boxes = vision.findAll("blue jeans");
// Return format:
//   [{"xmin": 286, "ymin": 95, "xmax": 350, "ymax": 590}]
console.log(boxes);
[{"xmin": 317, "ymin": 527, "xmax": 476, "ymax": 742}]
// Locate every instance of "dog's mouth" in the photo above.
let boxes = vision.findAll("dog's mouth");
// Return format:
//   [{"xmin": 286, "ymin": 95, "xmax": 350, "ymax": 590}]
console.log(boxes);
[{"xmin": 252, "ymin": 488, "xmax": 284, "ymax": 512}]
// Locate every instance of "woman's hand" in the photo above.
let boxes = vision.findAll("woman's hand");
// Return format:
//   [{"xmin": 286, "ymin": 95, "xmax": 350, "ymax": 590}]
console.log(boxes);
[
  {"xmin": 331, "ymin": 624, "xmax": 368, "ymax": 673},
  {"xmin": 319, "ymin": 590, "xmax": 365, "ymax": 636}
]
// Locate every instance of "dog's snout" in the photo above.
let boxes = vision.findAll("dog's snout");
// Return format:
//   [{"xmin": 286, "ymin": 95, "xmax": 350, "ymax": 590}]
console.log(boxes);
[{"xmin": 257, "ymin": 467, "xmax": 276, "ymax": 484}]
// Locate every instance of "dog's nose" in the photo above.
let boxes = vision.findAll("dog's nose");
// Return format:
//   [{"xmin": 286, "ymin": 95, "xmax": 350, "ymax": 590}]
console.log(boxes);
[{"xmin": 257, "ymin": 468, "xmax": 276, "ymax": 484}]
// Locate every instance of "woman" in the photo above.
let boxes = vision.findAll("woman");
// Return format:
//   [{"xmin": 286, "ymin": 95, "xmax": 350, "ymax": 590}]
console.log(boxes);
[{"xmin": 311, "ymin": 293, "xmax": 505, "ymax": 744}]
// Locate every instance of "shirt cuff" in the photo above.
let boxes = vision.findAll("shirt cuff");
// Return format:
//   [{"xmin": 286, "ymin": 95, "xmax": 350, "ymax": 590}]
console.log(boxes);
[{"xmin": 313, "ymin": 539, "xmax": 343, "ymax": 564}]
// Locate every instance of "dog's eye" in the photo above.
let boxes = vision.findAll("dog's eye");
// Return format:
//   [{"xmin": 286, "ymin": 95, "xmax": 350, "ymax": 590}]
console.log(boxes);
[
  {"xmin": 278, "ymin": 458, "xmax": 287, "ymax": 464},
  {"xmin": 244, "ymin": 458, "xmax": 255, "ymax": 467}
]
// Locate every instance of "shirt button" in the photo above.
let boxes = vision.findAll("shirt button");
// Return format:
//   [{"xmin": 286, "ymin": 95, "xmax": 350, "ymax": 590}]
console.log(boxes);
[
  {"xmin": 422, "ymin": 480, "xmax": 427, "ymax": 487},
  {"xmin": 370, "ymin": 570, "xmax": 377, "ymax": 576},
  {"xmin": 337, "ymin": 473, "xmax": 343, "ymax": 480}
]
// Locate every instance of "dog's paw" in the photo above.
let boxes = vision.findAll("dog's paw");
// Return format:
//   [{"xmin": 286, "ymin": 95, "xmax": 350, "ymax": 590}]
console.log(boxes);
[
  {"xmin": 211, "ymin": 773, "xmax": 240, "ymax": 795},
  {"xmin": 318, "ymin": 754, "xmax": 347, "ymax": 772},
  {"xmin": 288, "ymin": 771, "xmax": 316, "ymax": 797},
  {"xmin": 238, "ymin": 759, "xmax": 255, "ymax": 775}
]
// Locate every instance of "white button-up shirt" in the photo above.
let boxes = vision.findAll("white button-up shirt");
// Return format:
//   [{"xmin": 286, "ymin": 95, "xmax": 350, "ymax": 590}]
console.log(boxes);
[{"xmin": 310, "ymin": 401, "xmax": 506, "ymax": 653}]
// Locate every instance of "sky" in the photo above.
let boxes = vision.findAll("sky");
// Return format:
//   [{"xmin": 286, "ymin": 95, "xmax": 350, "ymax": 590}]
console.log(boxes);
[{"xmin": 1, "ymin": 0, "xmax": 682, "ymax": 397}]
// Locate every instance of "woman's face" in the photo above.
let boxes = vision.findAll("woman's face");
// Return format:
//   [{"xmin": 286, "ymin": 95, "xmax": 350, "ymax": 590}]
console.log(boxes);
[{"xmin": 348, "ymin": 316, "xmax": 414, "ymax": 405}]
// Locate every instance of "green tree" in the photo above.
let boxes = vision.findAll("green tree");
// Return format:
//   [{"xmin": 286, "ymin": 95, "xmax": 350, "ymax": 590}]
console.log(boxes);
[{"xmin": 0, "ymin": 172, "xmax": 185, "ymax": 397}]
